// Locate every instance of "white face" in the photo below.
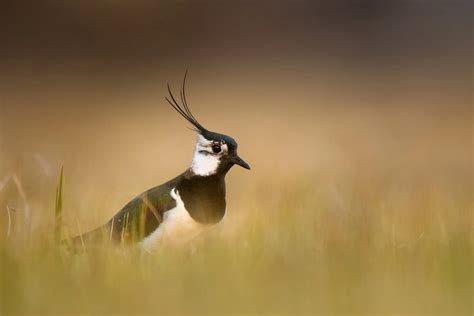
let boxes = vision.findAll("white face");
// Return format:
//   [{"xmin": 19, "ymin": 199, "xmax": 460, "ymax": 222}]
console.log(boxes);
[{"xmin": 190, "ymin": 134, "xmax": 229, "ymax": 176}]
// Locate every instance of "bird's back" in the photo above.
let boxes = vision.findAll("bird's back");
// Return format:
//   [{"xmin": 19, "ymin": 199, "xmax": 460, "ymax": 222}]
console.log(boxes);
[
  {"xmin": 107, "ymin": 174, "xmax": 181, "ymax": 243},
  {"xmin": 70, "ymin": 174, "xmax": 181, "ymax": 248}
]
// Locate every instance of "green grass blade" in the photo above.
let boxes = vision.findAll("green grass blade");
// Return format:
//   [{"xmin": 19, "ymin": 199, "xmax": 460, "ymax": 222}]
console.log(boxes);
[{"xmin": 54, "ymin": 166, "xmax": 64, "ymax": 243}]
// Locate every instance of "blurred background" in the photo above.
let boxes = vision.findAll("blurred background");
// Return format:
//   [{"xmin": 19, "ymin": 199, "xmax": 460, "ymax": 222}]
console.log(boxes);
[{"xmin": 0, "ymin": 1, "xmax": 472, "ymax": 315}]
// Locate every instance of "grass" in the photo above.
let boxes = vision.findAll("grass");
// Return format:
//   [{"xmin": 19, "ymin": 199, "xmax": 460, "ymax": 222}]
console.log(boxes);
[
  {"xmin": 0, "ymin": 166, "xmax": 472, "ymax": 315},
  {"xmin": 54, "ymin": 166, "xmax": 64, "ymax": 244}
]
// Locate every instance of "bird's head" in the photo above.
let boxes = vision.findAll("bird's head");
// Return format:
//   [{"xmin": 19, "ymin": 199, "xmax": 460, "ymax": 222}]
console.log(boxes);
[{"xmin": 166, "ymin": 73, "xmax": 250, "ymax": 177}]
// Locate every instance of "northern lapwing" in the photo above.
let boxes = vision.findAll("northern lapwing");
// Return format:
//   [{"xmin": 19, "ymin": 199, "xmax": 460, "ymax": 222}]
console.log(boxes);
[{"xmin": 71, "ymin": 73, "xmax": 250, "ymax": 251}]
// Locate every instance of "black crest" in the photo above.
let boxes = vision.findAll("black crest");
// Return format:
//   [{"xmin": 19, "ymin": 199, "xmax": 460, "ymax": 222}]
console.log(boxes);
[
  {"xmin": 165, "ymin": 71, "xmax": 208, "ymax": 134},
  {"xmin": 165, "ymin": 71, "xmax": 239, "ymax": 148}
]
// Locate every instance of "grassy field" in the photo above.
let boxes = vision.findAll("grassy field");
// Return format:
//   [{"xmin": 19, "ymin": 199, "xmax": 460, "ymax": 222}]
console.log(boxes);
[{"xmin": 0, "ymin": 75, "xmax": 472, "ymax": 315}]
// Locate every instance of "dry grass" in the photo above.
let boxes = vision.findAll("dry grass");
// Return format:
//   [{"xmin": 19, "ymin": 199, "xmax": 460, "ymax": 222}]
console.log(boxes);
[{"xmin": 1, "ymin": 171, "xmax": 472, "ymax": 315}]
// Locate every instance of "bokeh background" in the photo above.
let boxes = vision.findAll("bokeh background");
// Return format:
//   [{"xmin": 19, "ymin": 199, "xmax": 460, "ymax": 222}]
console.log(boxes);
[{"xmin": 0, "ymin": 1, "xmax": 472, "ymax": 315}]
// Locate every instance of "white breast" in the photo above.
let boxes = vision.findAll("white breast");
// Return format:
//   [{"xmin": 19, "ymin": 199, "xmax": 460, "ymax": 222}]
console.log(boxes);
[{"xmin": 139, "ymin": 188, "xmax": 204, "ymax": 252}]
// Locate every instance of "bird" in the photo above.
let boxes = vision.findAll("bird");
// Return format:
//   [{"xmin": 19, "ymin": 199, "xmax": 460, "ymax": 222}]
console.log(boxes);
[{"xmin": 69, "ymin": 73, "xmax": 250, "ymax": 251}]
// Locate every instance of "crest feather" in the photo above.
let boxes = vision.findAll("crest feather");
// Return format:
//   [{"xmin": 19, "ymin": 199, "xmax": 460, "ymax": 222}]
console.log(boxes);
[{"xmin": 165, "ymin": 70, "xmax": 208, "ymax": 134}]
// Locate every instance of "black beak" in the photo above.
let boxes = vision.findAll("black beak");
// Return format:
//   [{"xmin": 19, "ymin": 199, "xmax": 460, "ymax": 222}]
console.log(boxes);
[{"xmin": 232, "ymin": 155, "xmax": 251, "ymax": 170}]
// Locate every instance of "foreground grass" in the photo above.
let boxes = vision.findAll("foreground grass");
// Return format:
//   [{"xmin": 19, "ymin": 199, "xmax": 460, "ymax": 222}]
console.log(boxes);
[{"xmin": 1, "ymin": 171, "xmax": 472, "ymax": 316}]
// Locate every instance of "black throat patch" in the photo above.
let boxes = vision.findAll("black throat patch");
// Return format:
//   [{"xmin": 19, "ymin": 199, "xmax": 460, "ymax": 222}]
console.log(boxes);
[{"xmin": 176, "ymin": 173, "xmax": 226, "ymax": 224}]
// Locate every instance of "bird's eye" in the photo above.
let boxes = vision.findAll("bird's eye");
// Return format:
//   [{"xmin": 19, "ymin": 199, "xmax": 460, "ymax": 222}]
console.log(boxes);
[{"xmin": 212, "ymin": 144, "xmax": 221, "ymax": 153}]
